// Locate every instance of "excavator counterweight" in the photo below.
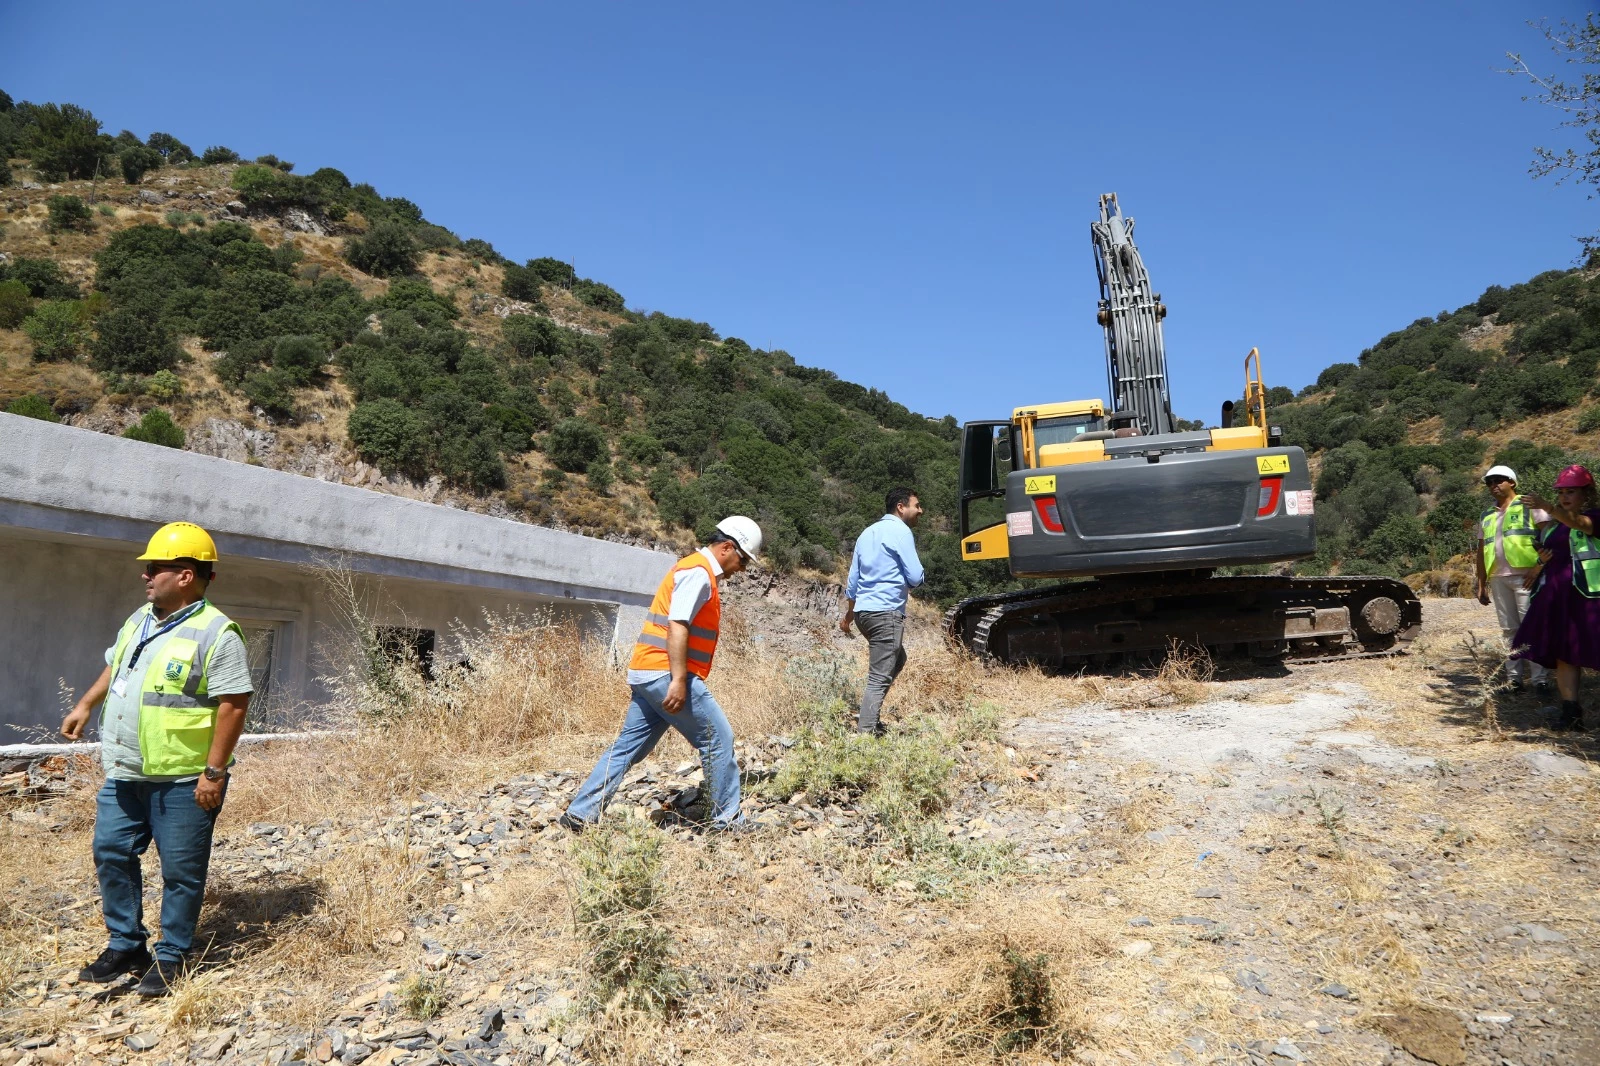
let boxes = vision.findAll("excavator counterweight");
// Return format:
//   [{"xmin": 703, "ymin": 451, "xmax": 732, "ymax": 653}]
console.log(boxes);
[{"xmin": 945, "ymin": 195, "xmax": 1421, "ymax": 668}]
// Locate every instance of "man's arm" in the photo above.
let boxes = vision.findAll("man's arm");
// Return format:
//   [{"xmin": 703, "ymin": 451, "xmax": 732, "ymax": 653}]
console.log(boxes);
[
  {"xmin": 663, "ymin": 622, "xmax": 691, "ymax": 713},
  {"xmin": 1475, "ymin": 535, "xmax": 1489, "ymax": 605},
  {"xmin": 194, "ymin": 694, "xmax": 249, "ymax": 811},
  {"xmin": 898, "ymin": 524, "xmax": 925, "ymax": 589},
  {"xmin": 61, "ymin": 665, "xmax": 111, "ymax": 739}
]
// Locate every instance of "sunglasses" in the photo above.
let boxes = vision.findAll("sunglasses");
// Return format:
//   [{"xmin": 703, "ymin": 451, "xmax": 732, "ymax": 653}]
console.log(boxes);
[
  {"xmin": 143, "ymin": 562, "xmax": 190, "ymax": 578},
  {"xmin": 1485, "ymin": 477, "xmax": 1512, "ymax": 486}
]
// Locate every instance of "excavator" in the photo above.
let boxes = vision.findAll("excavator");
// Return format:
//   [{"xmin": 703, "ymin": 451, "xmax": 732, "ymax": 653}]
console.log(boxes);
[{"xmin": 945, "ymin": 194, "xmax": 1422, "ymax": 668}]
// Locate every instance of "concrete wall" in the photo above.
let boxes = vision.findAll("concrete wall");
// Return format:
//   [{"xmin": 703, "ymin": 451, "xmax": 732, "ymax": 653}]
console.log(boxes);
[{"xmin": 0, "ymin": 414, "xmax": 674, "ymax": 737}]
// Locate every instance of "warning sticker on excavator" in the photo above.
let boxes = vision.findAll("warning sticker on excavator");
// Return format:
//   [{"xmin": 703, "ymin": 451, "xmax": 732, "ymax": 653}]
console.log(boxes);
[
  {"xmin": 1024, "ymin": 475, "xmax": 1056, "ymax": 495},
  {"xmin": 1255, "ymin": 454, "xmax": 1290, "ymax": 475}
]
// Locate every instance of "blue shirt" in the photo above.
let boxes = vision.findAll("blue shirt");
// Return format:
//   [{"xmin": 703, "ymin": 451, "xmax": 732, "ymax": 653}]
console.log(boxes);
[{"xmin": 846, "ymin": 515, "xmax": 925, "ymax": 615}]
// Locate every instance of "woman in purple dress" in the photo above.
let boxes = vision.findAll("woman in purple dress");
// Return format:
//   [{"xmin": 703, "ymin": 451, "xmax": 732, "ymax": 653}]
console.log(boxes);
[{"xmin": 1513, "ymin": 464, "xmax": 1600, "ymax": 731}]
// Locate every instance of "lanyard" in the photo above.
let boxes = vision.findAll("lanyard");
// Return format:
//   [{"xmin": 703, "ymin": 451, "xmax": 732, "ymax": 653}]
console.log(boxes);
[{"xmin": 124, "ymin": 601, "xmax": 206, "ymax": 675}]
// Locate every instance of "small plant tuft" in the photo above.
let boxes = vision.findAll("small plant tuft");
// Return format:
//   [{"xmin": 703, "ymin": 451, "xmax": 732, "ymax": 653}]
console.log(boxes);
[
  {"xmin": 122, "ymin": 407, "xmax": 186, "ymax": 449},
  {"xmin": 398, "ymin": 973, "xmax": 449, "ymax": 1020},
  {"xmin": 570, "ymin": 819, "xmax": 687, "ymax": 1018}
]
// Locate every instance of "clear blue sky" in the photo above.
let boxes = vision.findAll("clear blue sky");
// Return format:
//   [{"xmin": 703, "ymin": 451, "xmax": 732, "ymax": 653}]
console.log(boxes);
[{"xmin": 3, "ymin": 2, "xmax": 1589, "ymax": 426}]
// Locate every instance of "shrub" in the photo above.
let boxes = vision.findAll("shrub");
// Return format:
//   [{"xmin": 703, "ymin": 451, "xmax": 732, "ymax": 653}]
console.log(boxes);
[
  {"xmin": 270, "ymin": 334, "xmax": 328, "ymax": 384},
  {"xmin": 0, "ymin": 279, "xmax": 31, "ymax": 328},
  {"xmin": 242, "ymin": 367, "xmax": 296, "ymax": 417},
  {"xmin": 46, "ymin": 194, "xmax": 92, "ymax": 232},
  {"xmin": 501, "ymin": 261, "xmax": 542, "ymax": 302},
  {"xmin": 527, "ymin": 257, "xmax": 576, "ymax": 287},
  {"xmin": 122, "ymin": 407, "xmax": 185, "ymax": 448},
  {"xmin": 348, "ymin": 398, "xmax": 430, "ymax": 476},
  {"xmin": 1578, "ymin": 407, "xmax": 1600, "ymax": 434},
  {"xmin": 549, "ymin": 417, "xmax": 607, "ymax": 472},
  {"xmin": 232, "ymin": 164, "xmax": 321, "ymax": 212},
  {"xmin": 0, "ymin": 159, "xmax": 11, "ymax": 187},
  {"xmin": 1, "ymin": 258, "xmax": 79, "ymax": 299},
  {"xmin": 460, "ymin": 238, "xmax": 504, "ymax": 264},
  {"xmin": 253, "ymin": 153, "xmax": 294, "ymax": 172},
  {"xmin": 586, "ymin": 458, "xmax": 614, "ymax": 494},
  {"xmin": 619, "ymin": 431, "xmax": 664, "ymax": 467},
  {"xmin": 144, "ymin": 368, "xmax": 184, "ymax": 400},
  {"xmin": 91, "ymin": 307, "xmax": 181, "ymax": 373},
  {"xmin": 5, "ymin": 394, "xmax": 59, "ymax": 422},
  {"xmin": 200, "ymin": 145, "xmax": 240, "ymax": 165},
  {"xmin": 502, "ymin": 315, "xmax": 567, "ymax": 360},
  {"xmin": 344, "ymin": 222, "xmax": 418, "ymax": 278},
  {"xmin": 572, "ymin": 279, "xmax": 624, "ymax": 312},
  {"xmin": 570, "ymin": 820, "xmax": 687, "ymax": 1017},
  {"xmin": 117, "ymin": 144, "xmax": 162, "ymax": 184},
  {"xmin": 23, "ymin": 300, "xmax": 89, "ymax": 360}
]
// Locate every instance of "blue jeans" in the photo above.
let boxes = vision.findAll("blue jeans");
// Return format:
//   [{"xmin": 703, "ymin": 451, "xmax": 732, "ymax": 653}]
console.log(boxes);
[
  {"xmin": 93, "ymin": 778, "xmax": 225, "ymax": 963},
  {"xmin": 566, "ymin": 675, "xmax": 743, "ymax": 827}
]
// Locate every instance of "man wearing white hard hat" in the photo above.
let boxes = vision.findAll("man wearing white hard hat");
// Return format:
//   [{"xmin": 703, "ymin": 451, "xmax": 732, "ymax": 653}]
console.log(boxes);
[
  {"xmin": 1476, "ymin": 465, "xmax": 1552, "ymax": 693},
  {"xmin": 562, "ymin": 516, "xmax": 762, "ymax": 831}
]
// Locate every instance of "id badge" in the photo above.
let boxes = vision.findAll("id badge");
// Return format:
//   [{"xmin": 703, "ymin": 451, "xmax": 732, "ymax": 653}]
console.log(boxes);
[{"xmin": 111, "ymin": 677, "xmax": 129, "ymax": 698}]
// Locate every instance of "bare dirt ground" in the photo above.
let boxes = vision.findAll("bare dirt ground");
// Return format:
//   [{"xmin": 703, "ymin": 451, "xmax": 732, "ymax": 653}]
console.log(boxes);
[{"xmin": 1, "ymin": 593, "xmax": 1596, "ymax": 1066}]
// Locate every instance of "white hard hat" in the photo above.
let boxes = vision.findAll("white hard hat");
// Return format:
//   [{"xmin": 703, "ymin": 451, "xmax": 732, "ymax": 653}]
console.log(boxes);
[
  {"xmin": 714, "ymin": 515, "xmax": 763, "ymax": 560},
  {"xmin": 1483, "ymin": 465, "xmax": 1517, "ymax": 484}
]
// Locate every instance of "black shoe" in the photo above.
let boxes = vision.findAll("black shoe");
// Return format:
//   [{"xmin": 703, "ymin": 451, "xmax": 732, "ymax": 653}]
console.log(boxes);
[
  {"xmin": 1555, "ymin": 701, "xmax": 1585, "ymax": 732},
  {"xmin": 78, "ymin": 945, "xmax": 152, "ymax": 984},
  {"xmin": 135, "ymin": 958, "xmax": 185, "ymax": 997},
  {"xmin": 557, "ymin": 812, "xmax": 590, "ymax": 834}
]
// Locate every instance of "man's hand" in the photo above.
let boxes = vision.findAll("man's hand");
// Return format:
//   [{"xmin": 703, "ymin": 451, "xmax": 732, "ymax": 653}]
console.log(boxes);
[
  {"xmin": 1522, "ymin": 569, "xmax": 1541, "ymax": 591},
  {"xmin": 663, "ymin": 677, "xmax": 688, "ymax": 714},
  {"xmin": 1477, "ymin": 584, "xmax": 1490, "ymax": 606},
  {"xmin": 839, "ymin": 610, "xmax": 855, "ymax": 636},
  {"xmin": 194, "ymin": 774, "xmax": 224, "ymax": 811},
  {"xmin": 61, "ymin": 703, "xmax": 92, "ymax": 740}
]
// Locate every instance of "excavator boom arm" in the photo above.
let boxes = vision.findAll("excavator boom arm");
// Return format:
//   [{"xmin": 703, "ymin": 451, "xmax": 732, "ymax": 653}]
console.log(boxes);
[{"xmin": 1091, "ymin": 193, "xmax": 1175, "ymax": 435}]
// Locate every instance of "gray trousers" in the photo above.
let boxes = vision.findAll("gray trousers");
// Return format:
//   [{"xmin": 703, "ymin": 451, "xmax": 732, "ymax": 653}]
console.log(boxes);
[
  {"xmin": 855, "ymin": 610, "xmax": 907, "ymax": 733},
  {"xmin": 1489, "ymin": 573, "xmax": 1548, "ymax": 683}
]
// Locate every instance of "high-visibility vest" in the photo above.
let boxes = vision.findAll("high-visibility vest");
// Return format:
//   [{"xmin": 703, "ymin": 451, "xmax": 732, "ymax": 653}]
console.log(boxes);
[
  {"xmin": 628, "ymin": 554, "xmax": 721, "ymax": 679},
  {"xmin": 1481, "ymin": 501, "xmax": 1539, "ymax": 572},
  {"xmin": 1573, "ymin": 528, "xmax": 1600, "ymax": 600},
  {"xmin": 107, "ymin": 601, "xmax": 243, "ymax": 777}
]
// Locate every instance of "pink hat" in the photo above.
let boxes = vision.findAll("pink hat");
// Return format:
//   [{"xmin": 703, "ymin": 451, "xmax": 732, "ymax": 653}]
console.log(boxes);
[{"xmin": 1554, "ymin": 464, "xmax": 1595, "ymax": 489}]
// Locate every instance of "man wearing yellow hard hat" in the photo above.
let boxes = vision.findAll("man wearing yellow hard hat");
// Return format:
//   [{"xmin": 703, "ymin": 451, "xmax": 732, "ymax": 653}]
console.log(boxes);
[{"xmin": 60, "ymin": 522, "xmax": 252, "ymax": 997}]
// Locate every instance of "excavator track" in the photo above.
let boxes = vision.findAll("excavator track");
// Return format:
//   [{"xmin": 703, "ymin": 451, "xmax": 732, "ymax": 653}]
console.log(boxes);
[{"xmin": 943, "ymin": 575, "xmax": 1422, "ymax": 670}]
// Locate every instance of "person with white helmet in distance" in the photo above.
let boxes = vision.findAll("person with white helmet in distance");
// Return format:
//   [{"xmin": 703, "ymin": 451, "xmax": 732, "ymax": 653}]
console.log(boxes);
[
  {"xmin": 561, "ymin": 516, "xmax": 763, "ymax": 832},
  {"xmin": 1475, "ymin": 465, "xmax": 1554, "ymax": 694}
]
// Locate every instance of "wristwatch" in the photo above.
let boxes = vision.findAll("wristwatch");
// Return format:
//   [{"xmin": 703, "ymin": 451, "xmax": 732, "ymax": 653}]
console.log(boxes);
[{"xmin": 203, "ymin": 765, "xmax": 227, "ymax": 782}]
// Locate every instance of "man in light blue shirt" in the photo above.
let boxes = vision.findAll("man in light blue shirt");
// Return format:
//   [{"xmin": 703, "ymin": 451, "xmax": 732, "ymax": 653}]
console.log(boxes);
[{"xmin": 841, "ymin": 487, "xmax": 925, "ymax": 734}]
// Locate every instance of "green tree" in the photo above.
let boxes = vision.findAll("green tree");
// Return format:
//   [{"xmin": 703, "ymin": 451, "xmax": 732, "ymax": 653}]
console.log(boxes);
[
  {"xmin": 117, "ymin": 143, "xmax": 163, "ymax": 184},
  {"xmin": 270, "ymin": 334, "xmax": 328, "ymax": 384},
  {"xmin": 123, "ymin": 408, "xmax": 186, "ymax": 448},
  {"xmin": 46, "ymin": 194, "xmax": 92, "ymax": 232},
  {"xmin": 200, "ymin": 145, "xmax": 240, "ymax": 165},
  {"xmin": 5, "ymin": 394, "xmax": 59, "ymax": 422},
  {"xmin": 344, "ymin": 222, "xmax": 419, "ymax": 277},
  {"xmin": 1507, "ymin": 15, "xmax": 1600, "ymax": 256},
  {"xmin": 0, "ymin": 279, "xmax": 31, "ymax": 328},
  {"xmin": 572, "ymin": 279, "xmax": 625, "ymax": 312},
  {"xmin": 348, "ymin": 398, "xmax": 430, "ymax": 476},
  {"xmin": 146, "ymin": 132, "xmax": 194, "ymax": 163},
  {"xmin": 23, "ymin": 103, "xmax": 114, "ymax": 181},
  {"xmin": 91, "ymin": 307, "xmax": 181, "ymax": 373},
  {"xmin": 23, "ymin": 300, "xmax": 89, "ymax": 360},
  {"xmin": 548, "ymin": 417, "xmax": 608, "ymax": 472}
]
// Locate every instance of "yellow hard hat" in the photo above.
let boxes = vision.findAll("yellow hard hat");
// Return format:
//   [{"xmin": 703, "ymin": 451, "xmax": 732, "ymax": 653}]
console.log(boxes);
[{"xmin": 137, "ymin": 521, "xmax": 219, "ymax": 562}]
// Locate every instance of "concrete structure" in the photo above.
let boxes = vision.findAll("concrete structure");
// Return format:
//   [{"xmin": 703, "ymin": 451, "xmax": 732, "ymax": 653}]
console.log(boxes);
[{"xmin": 0, "ymin": 414, "xmax": 673, "ymax": 737}]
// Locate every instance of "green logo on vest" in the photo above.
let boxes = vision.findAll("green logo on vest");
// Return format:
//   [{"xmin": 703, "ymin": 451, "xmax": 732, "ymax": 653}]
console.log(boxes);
[{"xmin": 164, "ymin": 658, "xmax": 185, "ymax": 682}]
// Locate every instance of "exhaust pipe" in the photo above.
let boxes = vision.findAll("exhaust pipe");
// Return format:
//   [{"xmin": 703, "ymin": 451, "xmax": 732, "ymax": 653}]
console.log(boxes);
[{"xmin": 1220, "ymin": 400, "xmax": 1234, "ymax": 429}]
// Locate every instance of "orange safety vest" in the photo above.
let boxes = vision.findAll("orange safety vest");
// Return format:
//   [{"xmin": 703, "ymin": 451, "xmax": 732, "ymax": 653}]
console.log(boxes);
[{"xmin": 628, "ymin": 553, "xmax": 722, "ymax": 678}]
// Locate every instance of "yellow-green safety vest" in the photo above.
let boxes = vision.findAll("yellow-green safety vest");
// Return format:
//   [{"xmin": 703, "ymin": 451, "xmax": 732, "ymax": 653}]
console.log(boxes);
[
  {"xmin": 107, "ymin": 601, "xmax": 243, "ymax": 777},
  {"xmin": 1573, "ymin": 528, "xmax": 1600, "ymax": 600},
  {"xmin": 1481, "ymin": 501, "xmax": 1540, "ymax": 572}
]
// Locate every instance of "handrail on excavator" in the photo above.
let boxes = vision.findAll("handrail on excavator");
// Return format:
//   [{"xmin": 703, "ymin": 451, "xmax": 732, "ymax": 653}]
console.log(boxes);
[{"xmin": 1243, "ymin": 347, "xmax": 1267, "ymax": 431}]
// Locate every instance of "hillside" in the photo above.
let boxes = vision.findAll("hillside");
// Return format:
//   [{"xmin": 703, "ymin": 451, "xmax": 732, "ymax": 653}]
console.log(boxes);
[
  {"xmin": 1261, "ymin": 269, "xmax": 1600, "ymax": 590},
  {"xmin": 2, "ymin": 89, "xmax": 1598, "ymax": 603}
]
